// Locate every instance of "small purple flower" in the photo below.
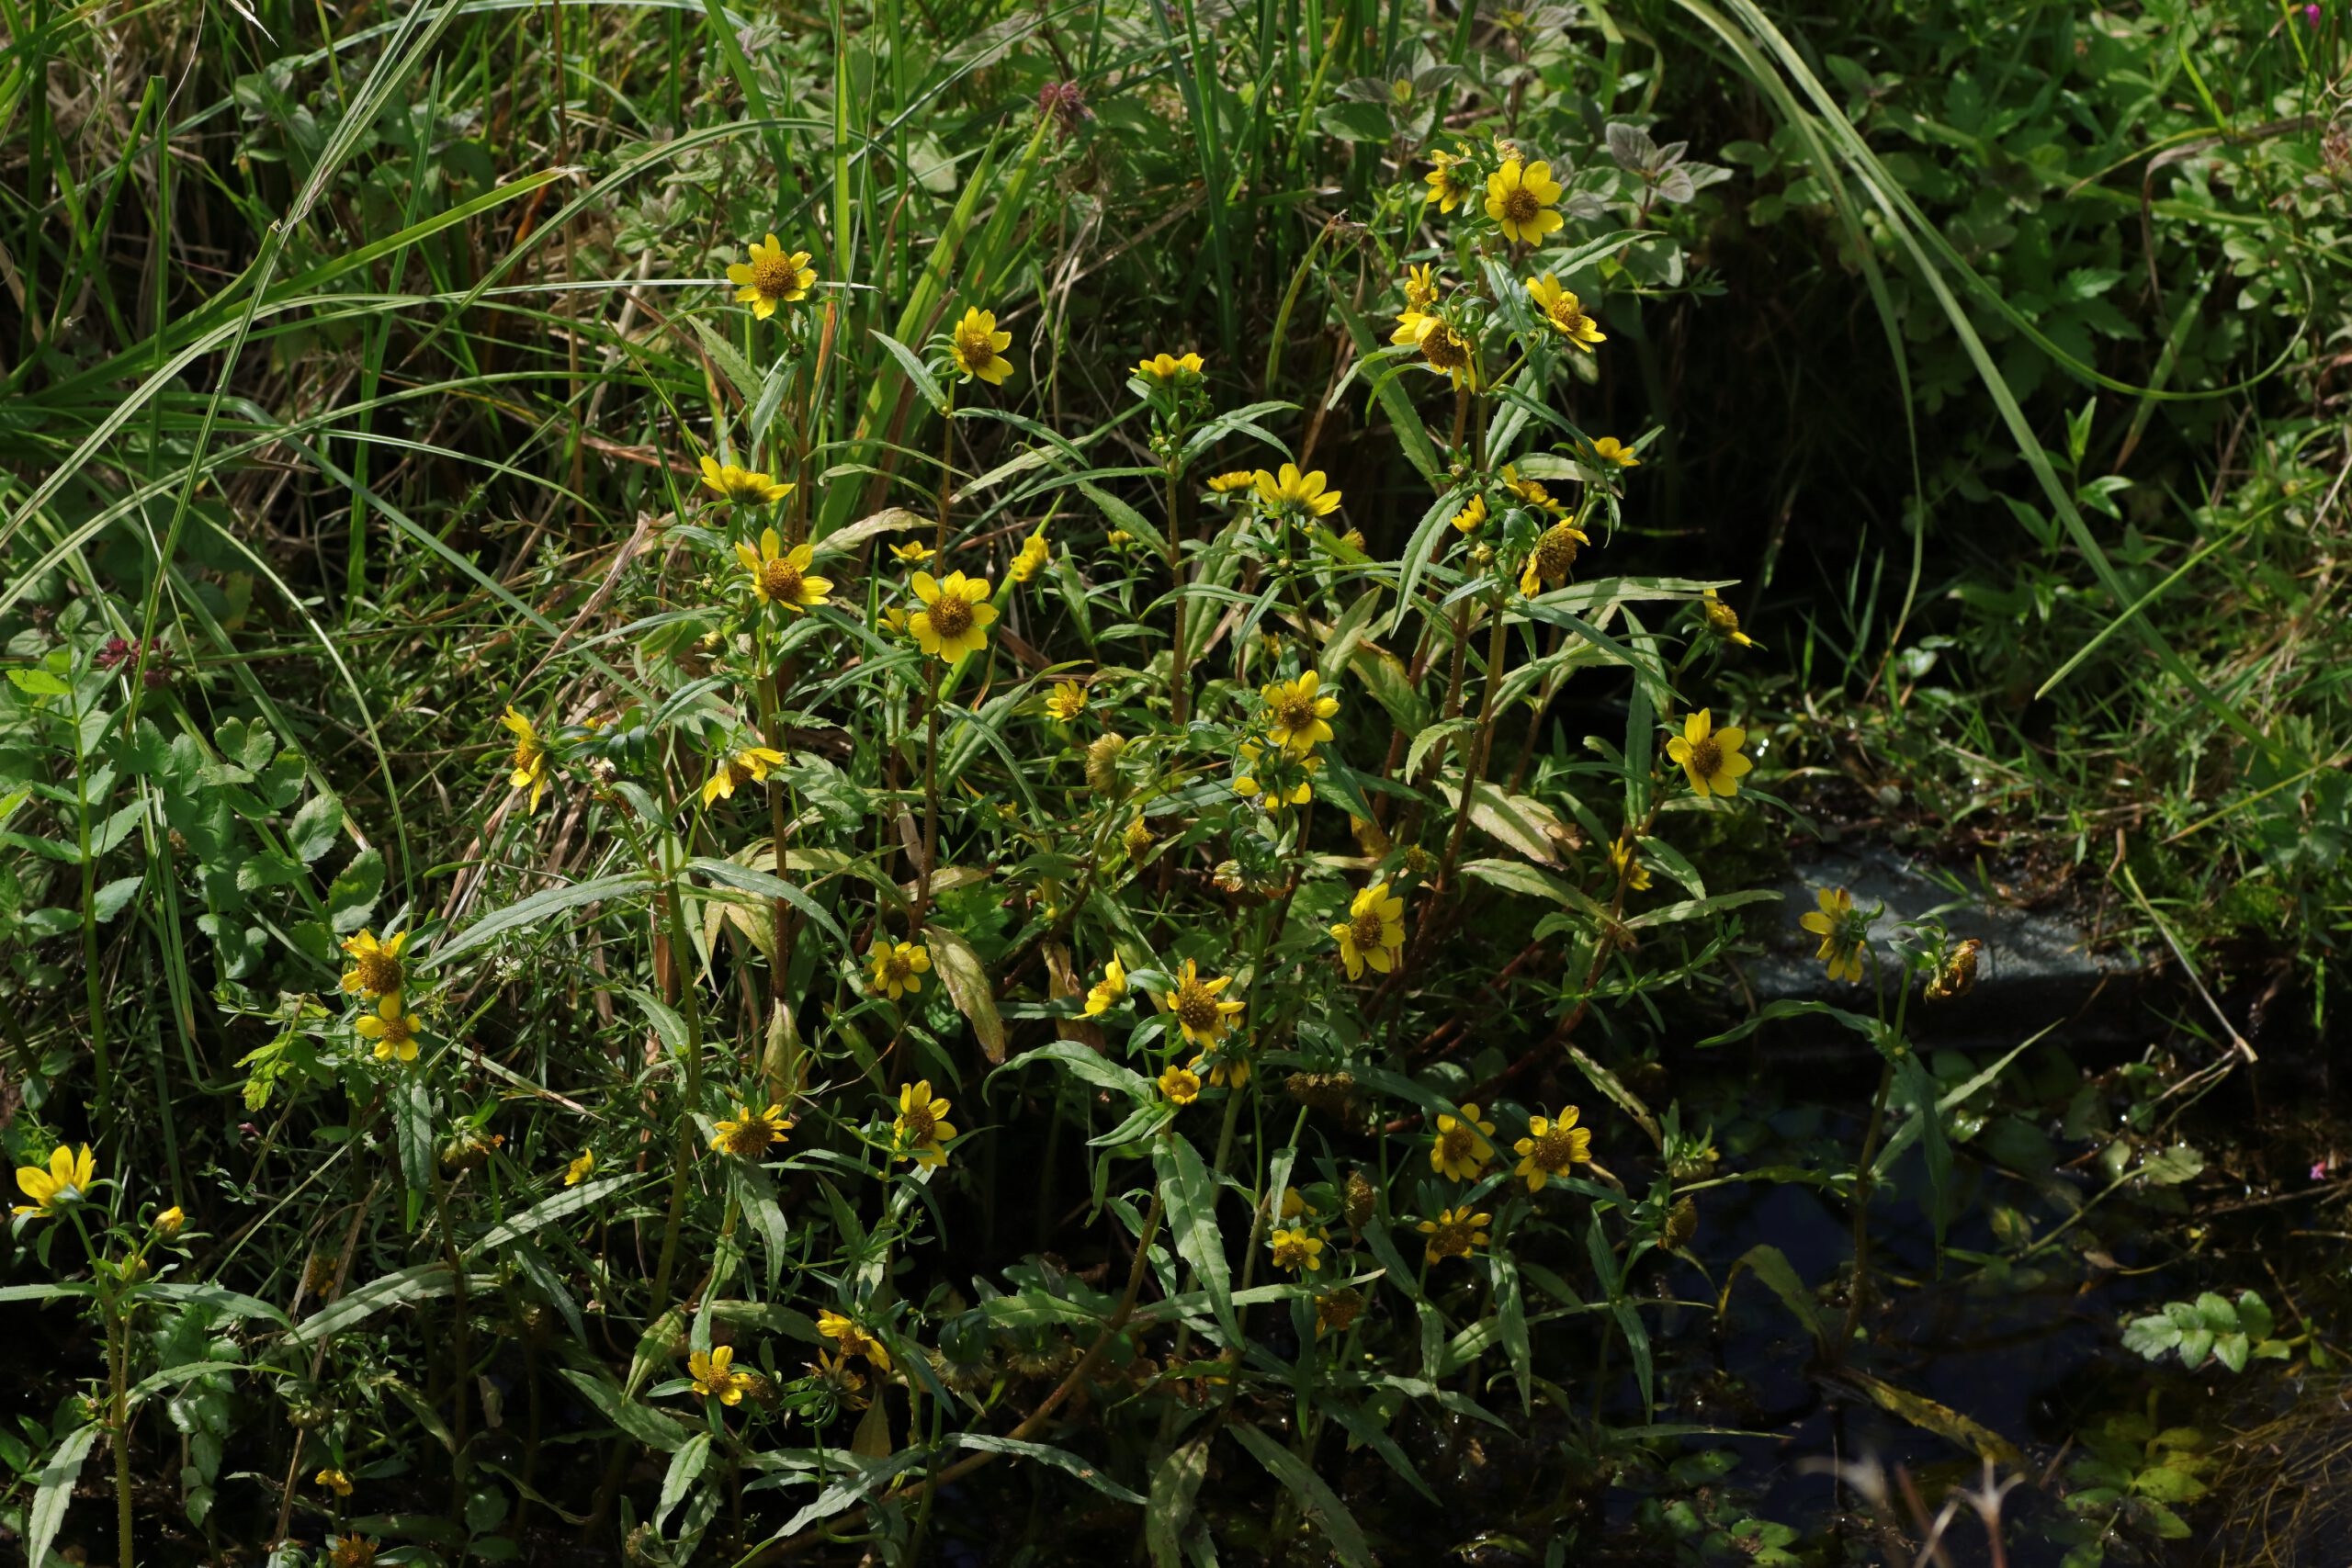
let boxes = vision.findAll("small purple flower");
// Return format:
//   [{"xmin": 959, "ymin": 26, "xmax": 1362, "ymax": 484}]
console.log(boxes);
[{"xmin": 2305, "ymin": 3, "xmax": 2321, "ymax": 26}]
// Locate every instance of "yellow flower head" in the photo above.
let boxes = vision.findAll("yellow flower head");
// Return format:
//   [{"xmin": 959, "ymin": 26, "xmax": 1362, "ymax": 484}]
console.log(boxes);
[
  {"xmin": 1330, "ymin": 881, "xmax": 1407, "ymax": 980},
  {"xmin": 736, "ymin": 527, "xmax": 834, "ymax": 613},
  {"xmin": 1009, "ymin": 525, "xmax": 1052, "ymax": 584},
  {"xmin": 1525, "ymin": 274, "xmax": 1606, "ymax": 351},
  {"xmin": 1665, "ymin": 709, "xmax": 1754, "ymax": 800},
  {"xmin": 316, "ymin": 1468, "xmax": 353, "ymax": 1497},
  {"xmin": 1500, "ymin": 464, "xmax": 1568, "ymax": 518},
  {"xmin": 1430, "ymin": 1104, "xmax": 1497, "ymax": 1182},
  {"xmin": 890, "ymin": 540, "xmax": 935, "ymax": 566},
  {"xmin": 1315, "ymin": 1290, "xmax": 1363, "ymax": 1337},
  {"xmin": 1269, "ymin": 1225, "xmax": 1327, "ymax": 1274},
  {"xmin": 818, "ymin": 1308, "xmax": 892, "ymax": 1371},
  {"xmin": 1590, "ymin": 435, "xmax": 1640, "ymax": 468},
  {"xmin": 12, "ymin": 1144, "xmax": 96, "ymax": 1219},
  {"xmin": 500, "ymin": 706, "xmax": 548, "ymax": 813},
  {"xmin": 881, "ymin": 604, "xmax": 911, "ymax": 638},
  {"xmin": 894, "ymin": 1079, "xmax": 958, "ymax": 1168},
  {"xmin": 339, "ymin": 928, "xmax": 408, "ymax": 999},
  {"xmin": 1607, "ymin": 835, "xmax": 1652, "ymax": 892},
  {"xmin": 1134, "ymin": 351, "xmax": 1204, "ymax": 382},
  {"xmin": 1402, "ymin": 263, "xmax": 1439, "ymax": 313},
  {"xmin": 330, "ymin": 1536, "xmax": 381, "ymax": 1568},
  {"xmin": 1702, "ymin": 587, "xmax": 1758, "ymax": 649},
  {"xmin": 1424, "ymin": 149, "xmax": 1476, "ymax": 213},
  {"xmin": 698, "ymin": 454, "xmax": 795, "ymax": 507},
  {"xmin": 1252, "ymin": 463, "xmax": 1342, "ymax": 519},
  {"xmin": 869, "ymin": 940, "xmax": 932, "ymax": 1001},
  {"xmin": 1450, "ymin": 494, "xmax": 1488, "ymax": 535},
  {"xmin": 950, "ymin": 306, "xmax": 1014, "ymax": 385},
  {"xmin": 563, "ymin": 1151, "xmax": 596, "ymax": 1188},
  {"xmin": 1518, "ymin": 517, "xmax": 1591, "ymax": 597},
  {"xmin": 355, "ymin": 992, "xmax": 421, "ymax": 1065},
  {"xmin": 726, "ymin": 235, "xmax": 817, "ymax": 319},
  {"xmin": 1416, "ymin": 1205, "xmax": 1493, "ymax": 1264},
  {"xmin": 1193, "ymin": 1050, "xmax": 1250, "ymax": 1089},
  {"xmin": 1158, "ymin": 958, "xmax": 1244, "ymax": 1048},
  {"xmin": 1158, "ymin": 1063, "xmax": 1203, "ymax": 1106},
  {"xmin": 1512, "ymin": 1107, "xmax": 1592, "ymax": 1192},
  {"xmin": 1261, "ymin": 670, "xmax": 1339, "ymax": 755},
  {"xmin": 908, "ymin": 570, "xmax": 998, "ymax": 662},
  {"xmin": 1486, "ymin": 159, "xmax": 1565, "ymax": 244},
  {"xmin": 1206, "ymin": 470, "xmax": 1258, "ymax": 496},
  {"xmin": 1799, "ymin": 886, "xmax": 1868, "ymax": 984},
  {"xmin": 1391, "ymin": 310, "xmax": 1477, "ymax": 388},
  {"xmin": 701, "ymin": 745, "xmax": 788, "ymax": 807},
  {"xmin": 688, "ymin": 1344, "xmax": 750, "ymax": 1404},
  {"xmin": 153, "ymin": 1205, "xmax": 186, "ymax": 1241},
  {"xmin": 1084, "ymin": 955, "xmax": 1128, "ymax": 1016},
  {"xmin": 712, "ymin": 1103, "xmax": 788, "ymax": 1159},
  {"xmin": 1233, "ymin": 740, "xmax": 1317, "ymax": 811},
  {"xmin": 1046, "ymin": 679, "xmax": 1088, "ymax": 723}
]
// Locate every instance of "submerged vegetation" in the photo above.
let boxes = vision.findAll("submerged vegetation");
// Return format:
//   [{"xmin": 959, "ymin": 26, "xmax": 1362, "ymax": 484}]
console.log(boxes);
[{"xmin": 2, "ymin": 0, "xmax": 2350, "ymax": 1563}]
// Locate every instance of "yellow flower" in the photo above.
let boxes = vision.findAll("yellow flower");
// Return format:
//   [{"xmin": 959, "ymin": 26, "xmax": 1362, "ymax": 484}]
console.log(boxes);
[
  {"xmin": 1402, "ymin": 262, "xmax": 1439, "ymax": 313},
  {"xmin": 688, "ymin": 1344, "xmax": 750, "ymax": 1404},
  {"xmin": 818, "ymin": 1308, "xmax": 892, "ymax": 1371},
  {"xmin": 153, "ymin": 1205, "xmax": 185, "ymax": 1240},
  {"xmin": 1702, "ymin": 587, "xmax": 1759, "ymax": 649},
  {"xmin": 1158, "ymin": 958, "xmax": 1244, "ymax": 1048},
  {"xmin": 1269, "ymin": 1225, "xmax": 1326, "ymax": 1274},
  {"xmin": 726, "ymin": 234, "xmax": 817, "ymax": 319},
  {"xmin": 1799, "ymin": 887, "xmax": 1868, "ymax": 984},
  {"xmin": 355, "ymin": 992, "xmax": 421, "ymax": 1065},
  {"xmin": 1590, "ymin": 435, "xmax": 1640, "ymax": 468},
  {"xmin": 1194, "ymin": 1050, "xmax": 1250, "ymax": 1089},
  {"xmin": 1417, "ymin": 1205, "xmax": 1493, "ymax": 1263},
  {"xmin": 881, "ymin": 604, "xmax": 910, "ymax": 638},
  {"xmin": 1262, "ymin": 670, "xmax": 1339, "ymax": 755},
  {"xmin": 330, "ymin": 1536, "xmax": 381, "ymax": 1568},
  {"xmin": 1315, "ymin": 1290, "xmax": 1363, "ymax": 1337},
  {"xmin": 1391, "ymin": 310, "xmax": 1477, "ymax": 387},
  {"xmin": 908, "ymin": 570, "xmax": 998, "ymax": 662},
  {"xmin": 1450, "ymin": 494, "xmax": 1487, "ymax": 534},
  {"xmin": 868, "ymin": 940, "xmax": 932, "ymax": 1000},
  {"xmin": 1084, "ymin": 956, "xmax": 1128, "ymax": 1016},
  {"xmin": 1158, "ymin": 1063, "xmax": 1203, "ymax": 1106},
  {"xmin": 1664, "ymin": 709, "xmax": 1753, "ymax": 799},
  {"xmin": 1485, "ymin": 159, "xmax": 1565, "ymax": 244},
  {"xmin": 890, "ymin": 540, "xmax": 935, "ymax": 566},
  {"xmin": 1607, "ymin": 836, "xmax": 1651, "ymax": 892},
  {"xmin": 1430, "ymin": 1104, "xmax": 1497, "ymax": 1182},
  {"xmin": 1424, "ymin": 149, "xmax": 1476, "ymax": 213},
  {"xmin": 563, "ymin": 1151, "xmax": 596, "ymax": 1188},
  {"xmin": 1518, "ymin": 517, "xmax": 1591, "ymax": 597},
  {"xmin": 1499, "ymin": 464, "xmax": 1568, "ymax": 517},
  {"xmin": 1134, "ymin": 350, "xmax": 1204, "ymax": 382},
  {"xmin": 735, "ymin": 527, "xmax": 834, "ymax": 613},
  {"xmin": 950, "ymin": 306, "xmax": 1014, "ymax": 385},
  {"xmin": 1206, "ymin": 470, "xmax": 1258, "ymax": 495},
  {"xmin": 1330, "ymin": 881, "xmax": 1406, "ymax": 980},
  {"xmin": 894, "ymin": 1080, "xmax": 958, "ymax": 1168},
  {"xmin": 1512, "ymin": 1107, "xmax": 1592, "ymax": 1192},
  {"xmin": 339, "ymin": 929, "xmax": 407, "ymax": 998},
  {"xmin": 1233, "ymin": 740, "xmax": 1317, "ymax": 811},
  {"xmin": 713, "ymin": 1103, "xmax": 788, "ymax": 1158},
  {"xmin": 1046, "ymin": 679, "xmax": 1088, "ymax": 723},
  {"xmin": 500, "ymin": 706, "xmax": 548, "ymax": 813},
  {"xmin": 315, "ymin": 1468, "xmax": 353, "ymax": 1497},
  {"xmin": 698, "ymin": 454, "xmax": 794, "ymax": 507},
  {"xmin": 701, "ymin": 744, "xmax": 788, "ymax": 807},
  {"xmin": 1252, "ymin": 463, "xmax": 1342, "ymax": 518},
  {"xmin": 1009, "ymin": 525, "xmax": 1051, "ymax": 583},
  {"xmin": 1525, "ymin": 274, "xmax": 1606, "ymax": 351},
  {"xmin": 13, "ymin": 1144, "xmax": 96, "ymax": 1219}
]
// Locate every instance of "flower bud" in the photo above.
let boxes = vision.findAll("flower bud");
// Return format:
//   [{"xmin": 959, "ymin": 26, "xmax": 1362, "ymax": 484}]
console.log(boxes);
[
  {"xmin": 1343, "ymin": 1168, "xmax": 1377, "ymax": 1229},
  {"xmin": 153, "ymin": 1205, "xmax": 185, "ymax": 1242},
  {"xmin": 1085, "ymin": 731, "xmax": 1126, "ymax": 795}
]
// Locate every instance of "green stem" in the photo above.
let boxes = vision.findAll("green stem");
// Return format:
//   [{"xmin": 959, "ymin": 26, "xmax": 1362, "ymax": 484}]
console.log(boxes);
[{"xmin": 648, "ymin": 864, "xmax": 710, "ymax": 1320}]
